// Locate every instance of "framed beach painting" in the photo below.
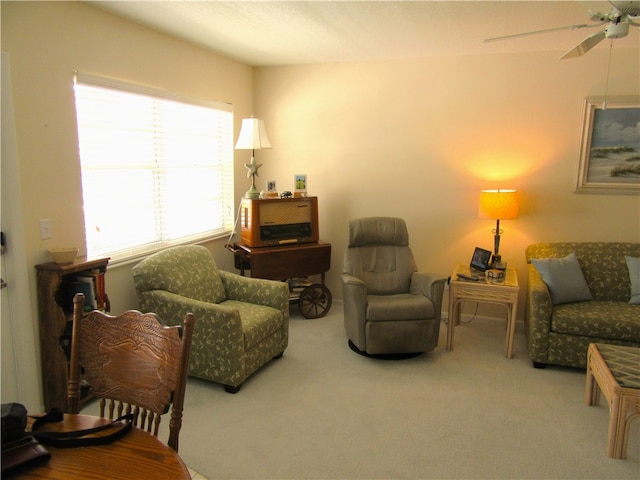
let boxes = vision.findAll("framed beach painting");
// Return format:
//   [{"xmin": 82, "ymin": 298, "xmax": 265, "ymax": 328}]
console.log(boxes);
[{"xmin": 575, "ymin": 96, "xmax": 640, "ymax": 194}]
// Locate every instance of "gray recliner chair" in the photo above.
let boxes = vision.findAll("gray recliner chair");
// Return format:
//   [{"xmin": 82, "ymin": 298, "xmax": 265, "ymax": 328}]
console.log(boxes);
[{"xmin": 341, "ymin": 217, "xmax": 446, "ymax": 356}]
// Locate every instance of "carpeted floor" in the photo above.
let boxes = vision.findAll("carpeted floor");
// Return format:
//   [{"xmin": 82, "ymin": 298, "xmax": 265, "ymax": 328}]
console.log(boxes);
[
  {"xmin": 89, "ymin": 304, "xmax": 639, "ymax": 479},
  {"xmin": 172, "ymin": 305, "xmax": 639, "ymax": 479}
]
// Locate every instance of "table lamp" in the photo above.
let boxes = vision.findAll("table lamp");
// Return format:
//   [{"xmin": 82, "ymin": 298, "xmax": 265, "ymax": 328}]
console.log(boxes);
[
  {"xmin": 478, "ymin": 189, "xmax": 519, "ymax": 268},
  {"xmin": 235, "ymin": 117, "xmax": 272, "ymax": 199}
]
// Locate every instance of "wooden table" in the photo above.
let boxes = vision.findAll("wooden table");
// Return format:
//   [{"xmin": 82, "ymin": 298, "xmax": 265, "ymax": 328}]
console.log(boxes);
[
  {"xmin": 228, "ymin": 241, "xmax": 332, "ymax": 318},
  {"xmin": 12, "ymin": 414, "xmax": 190, "ymax": 479},
  {"xmin": 229, "ymin": 241, "xmax": 331, "ymax": 282},
  {"xmin": 446, "ymin": 264, "xmax": 519, "ymax": 358},
  {"xmin": 585, "ymin": 343, "xmax": 640, "ymax": 459}
]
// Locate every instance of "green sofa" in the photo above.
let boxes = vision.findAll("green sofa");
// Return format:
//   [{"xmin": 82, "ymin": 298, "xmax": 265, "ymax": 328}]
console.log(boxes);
[
  {"xmin": 132, "ymin": 245, "xmax": 289, "ymax": 393},
  {"xmin": 525, "ymin": 242, "xmax": 640, "ymax": 369}
]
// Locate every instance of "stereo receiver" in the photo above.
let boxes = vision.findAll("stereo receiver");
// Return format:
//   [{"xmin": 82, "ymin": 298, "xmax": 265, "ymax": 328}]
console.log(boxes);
[{"xmin": 240, "ymin": 196, "xmax": 319, "ymax": 247}]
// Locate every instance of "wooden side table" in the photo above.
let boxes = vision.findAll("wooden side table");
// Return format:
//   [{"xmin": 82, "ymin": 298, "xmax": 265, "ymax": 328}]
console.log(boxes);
[
  {"xmin": 230, "ymin": 241, "xmax": 331, "ymax": 282},
  {"xmin": 446, "ymin": 263, "xmax": 519, "ymax": 358},
  {"xmin": 227, "ymin": 241, "xmax": 332, "ymax": 318},
  {"xmin": 585, "ymin": 343, "xmax": 640, "ymax": 459}
]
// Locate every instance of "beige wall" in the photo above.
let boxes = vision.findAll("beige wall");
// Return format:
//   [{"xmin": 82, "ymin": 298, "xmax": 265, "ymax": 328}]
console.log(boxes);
[
  {"xmin": 253, "ymin": 51, "xmax": 640, "ymax": 316},
  {"xmin": 2, "ymin": 1, "xmax": 639, "ymax": 409},
  {"xmin": 1, "ymin": 1, "xmax": 253, "ymax": 409}
]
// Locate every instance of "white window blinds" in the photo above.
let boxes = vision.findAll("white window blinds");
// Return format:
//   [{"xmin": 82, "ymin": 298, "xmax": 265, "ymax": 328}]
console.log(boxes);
[{"xmin": 74, "ymin": 73, "xmax": 234, "ymax": 262}]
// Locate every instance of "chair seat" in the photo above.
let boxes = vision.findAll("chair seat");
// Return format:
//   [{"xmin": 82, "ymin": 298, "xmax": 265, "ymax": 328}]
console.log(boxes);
[
  {"xmin": 551, "ymin": 300, "xmax": 639, "ymax": 341},
  {"xmin": 222, "ymin": 300, "xmax": 285, "ymax": 349},
  {"xmin": 367, "ymin": 294, "xmax": 435, "ymax": 322}
]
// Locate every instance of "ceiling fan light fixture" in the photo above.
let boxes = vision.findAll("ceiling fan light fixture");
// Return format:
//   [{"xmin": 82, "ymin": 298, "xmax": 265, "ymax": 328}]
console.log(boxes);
[{"xmin": 605, "ymin": 20, "xmax": 630, "ymax": 37}]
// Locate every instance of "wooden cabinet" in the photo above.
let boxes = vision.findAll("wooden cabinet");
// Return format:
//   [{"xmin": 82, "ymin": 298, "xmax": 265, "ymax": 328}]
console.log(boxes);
[{"xmin": 35, "ymin": 257, "xmax": 109, "ymax": 412}]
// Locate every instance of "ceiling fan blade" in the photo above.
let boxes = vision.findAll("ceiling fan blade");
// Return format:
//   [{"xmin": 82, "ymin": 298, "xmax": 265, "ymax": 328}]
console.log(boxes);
[
  {"xmin": 483, "ymin": 22, "xmax": 603, "ymax": 42},
  {"xmin": 560, "ymin": 30, "xmax": 607, "ymax": 59}
]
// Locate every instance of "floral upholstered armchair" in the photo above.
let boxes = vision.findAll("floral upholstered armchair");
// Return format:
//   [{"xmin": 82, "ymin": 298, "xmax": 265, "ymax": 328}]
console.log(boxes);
[{"xmin": 132, "ymin": 245, "xmax": 289, "ymax": 393}]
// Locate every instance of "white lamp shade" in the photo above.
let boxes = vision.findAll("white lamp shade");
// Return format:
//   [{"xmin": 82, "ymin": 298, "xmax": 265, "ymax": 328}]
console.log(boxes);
[
  {"xmin": 235, "ymin": 118, "xmax": 272, "ymax": 150},
  {"xmin": 478, "ymin": 189, "xmax": 519, "ymax": 220}
]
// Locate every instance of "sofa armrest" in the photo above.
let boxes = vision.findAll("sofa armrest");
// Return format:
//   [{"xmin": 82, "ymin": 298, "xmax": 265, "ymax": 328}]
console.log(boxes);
[
  {"xmin": 218, "ymin": 270, "xmax": 289, "ymax": 313},
  {"xmin": 525, "ymin": 263, "xmax": 554, "ymax": 364},
  {"xmin": 410, "ymin": 273, "xmax": 447, "ymax": 319}
]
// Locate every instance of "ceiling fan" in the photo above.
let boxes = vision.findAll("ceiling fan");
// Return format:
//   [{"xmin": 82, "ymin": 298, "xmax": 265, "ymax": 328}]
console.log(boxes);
[{"xmin": 484, "ymin": 0, "xmax": 640, "ymax": 59}]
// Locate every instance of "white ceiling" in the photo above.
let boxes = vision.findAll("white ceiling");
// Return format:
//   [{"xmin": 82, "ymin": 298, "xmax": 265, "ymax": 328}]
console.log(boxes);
[{"xmin": 91, "ymin": 1, "xmax": 640, "ymax": 67}]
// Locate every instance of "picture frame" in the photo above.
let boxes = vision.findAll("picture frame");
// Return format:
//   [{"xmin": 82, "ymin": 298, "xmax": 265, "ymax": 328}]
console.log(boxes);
[
  {"xmin": 575, "ymin": 96, "xmax": 640, "ymax": 195},
  {"xmin": 470, "ymin": 247, "xmax": 492, "ymax": 272},
  {"xmin": 267, "ymin": 180, "xmax": 277, "ymax": 192},
  {"xmin": 294, "ymin": 174, "xmax": 307, "ymax": 192}
]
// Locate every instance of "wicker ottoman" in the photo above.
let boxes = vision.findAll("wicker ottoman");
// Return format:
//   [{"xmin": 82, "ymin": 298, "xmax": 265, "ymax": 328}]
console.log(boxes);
[{"xmin": 585, "ymin": 343, "xmax": 640, "ymax": 459}]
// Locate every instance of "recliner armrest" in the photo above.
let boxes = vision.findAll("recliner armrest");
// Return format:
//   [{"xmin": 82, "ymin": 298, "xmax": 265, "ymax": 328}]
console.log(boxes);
[
  {"xmin": 410, "ymin": 273, "xmax": 446, "ymax": 319},
  {"xmin": 340, "ymin": 273, "xmax": 366, "ymax": 288},
  {"xmin": 409, "ymin": 273, "xmax": 445, "ymax": 300},
  {"xmin": 340, "ymin": 273, "xmax": 368, "ymax": 348},
  {"xmin": 340, "ymin": 273, "xmax": 367, "ymax": 309}
]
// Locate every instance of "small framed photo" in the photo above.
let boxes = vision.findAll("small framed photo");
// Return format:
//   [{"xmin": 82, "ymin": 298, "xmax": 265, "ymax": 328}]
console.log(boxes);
[
  {"xmin": 294, "ymin": 174, "xmax": 307, "ymax": 192},
  {"xmin": 470, "ymin": 247, "xmax": 492, "ymax": 272},
  {"xmin": 267, "ymin": 180, "xmax": 277, "ymax": 192}
]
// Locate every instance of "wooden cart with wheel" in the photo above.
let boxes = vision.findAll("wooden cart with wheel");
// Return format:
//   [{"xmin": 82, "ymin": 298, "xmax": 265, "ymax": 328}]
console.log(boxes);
[{"xmin": 227, "ymin": 241, "xmax": 332, "ymax": 318}]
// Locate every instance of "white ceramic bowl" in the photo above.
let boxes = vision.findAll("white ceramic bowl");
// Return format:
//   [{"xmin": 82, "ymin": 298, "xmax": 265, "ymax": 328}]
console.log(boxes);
[{"xmin": 48, "ymin": 248, "xmax": 79, "ymax": 265}]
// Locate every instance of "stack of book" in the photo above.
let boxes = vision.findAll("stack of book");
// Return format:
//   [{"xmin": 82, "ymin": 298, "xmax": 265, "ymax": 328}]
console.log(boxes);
[{"xmin": 66, "ymin": 269, "xmax": 106, "ymax": 311}]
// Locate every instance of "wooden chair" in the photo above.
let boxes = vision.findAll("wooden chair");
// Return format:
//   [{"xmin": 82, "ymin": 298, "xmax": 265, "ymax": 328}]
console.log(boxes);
[{"xmin": 68, "ymin": 293, "xmax": 195, "ymax": 452}]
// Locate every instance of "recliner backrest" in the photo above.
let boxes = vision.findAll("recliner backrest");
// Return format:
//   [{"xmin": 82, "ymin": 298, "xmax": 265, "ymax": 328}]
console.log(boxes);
[
  {"xmin": 132, "ymin": 245, "xmax": 227, "ymax": 304},
  {"xmin": 343, "ymin": 217, "xmax": 417, "ymax": 295}
]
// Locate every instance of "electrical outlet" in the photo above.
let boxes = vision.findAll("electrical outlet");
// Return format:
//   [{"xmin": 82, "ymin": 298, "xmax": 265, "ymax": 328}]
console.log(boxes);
[{"xmin": 40, "ymin": 219, "xmax": 52, "ymax": 240}]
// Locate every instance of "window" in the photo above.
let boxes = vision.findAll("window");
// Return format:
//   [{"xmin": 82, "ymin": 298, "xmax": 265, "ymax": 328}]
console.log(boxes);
[{"xmin": 74, "ymin": 73, "xmax": 234, "ymax": 262}]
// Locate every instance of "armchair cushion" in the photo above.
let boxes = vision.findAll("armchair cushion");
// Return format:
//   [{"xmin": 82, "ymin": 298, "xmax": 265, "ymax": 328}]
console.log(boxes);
[
  {"xmin": 367, "ymin": 294, "xmax": 434, "ymax": 321},
  {"xmin": 345, "ymin": 246, "xmax": 414, "ymax": 294},
  {"xmin": 133, "ymin": 245, "xmax": 226, "ymax": 304},
  {"xmin": 531, "ymin": 252, "xmax": 593, "ymax": 305}
]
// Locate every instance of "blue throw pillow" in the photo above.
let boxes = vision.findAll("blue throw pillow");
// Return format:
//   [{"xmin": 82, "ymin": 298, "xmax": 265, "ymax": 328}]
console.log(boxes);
[
  {"xmin": 625, "ymin": 256, "xmax": 640, "ymax": 305},
  {"xmin": 531, "ymin": 252, "xmax": 593, "ymax": 305}
]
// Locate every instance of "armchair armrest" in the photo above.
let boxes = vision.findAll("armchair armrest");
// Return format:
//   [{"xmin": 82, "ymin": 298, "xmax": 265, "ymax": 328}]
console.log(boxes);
[
  {"xmin": 340, "ymin": 273, "xmax": 368, "ymax": 348},
  {"xmin": 340, "ymin": 273, "xmax": 367, "ymax": 305},
  {"xmin": 218, "ymin": 270, "xmax": 289, "ymax": 313},
  {"xmin": 410, "ymin": 273, "xmax": 447, "ymax": 319},
  {"xmin": 137, "ymin": 289, "xmax": 246, "ymax": 384}
]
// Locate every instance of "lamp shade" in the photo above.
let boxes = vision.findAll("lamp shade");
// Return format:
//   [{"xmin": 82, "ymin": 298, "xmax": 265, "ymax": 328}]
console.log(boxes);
[
  {"xmin": 235, "ymin": 118, "xmax": 272, "ymax": 150},
  {"xmin": 478, "ymin": 189, "xmax": 519, "ymax": 220}
]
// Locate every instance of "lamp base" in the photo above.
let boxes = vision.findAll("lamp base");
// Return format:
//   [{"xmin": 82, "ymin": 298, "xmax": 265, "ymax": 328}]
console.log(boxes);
[{"xmin": 245, "ymin": 184, "xmax": 260, "ymax": 199}]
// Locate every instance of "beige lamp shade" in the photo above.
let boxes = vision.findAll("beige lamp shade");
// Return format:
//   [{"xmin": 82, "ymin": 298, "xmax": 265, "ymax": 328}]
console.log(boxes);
[
  {"xmin": 478, "ymin": 189, "xmax": 519, "ymax": 220},
  {"xmin": 235, "ymin": 118, "xmax": 272, "ymax": 150}
]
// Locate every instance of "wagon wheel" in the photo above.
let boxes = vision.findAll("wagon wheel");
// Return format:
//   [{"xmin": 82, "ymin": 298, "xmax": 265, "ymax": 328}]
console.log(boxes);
[{"xmin": 298, "ymin": 283, "xmax": 332, "ymax": 319}]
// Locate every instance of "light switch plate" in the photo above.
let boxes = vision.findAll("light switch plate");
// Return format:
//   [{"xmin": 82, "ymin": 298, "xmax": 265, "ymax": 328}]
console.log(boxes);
[{"xmin": 40, "ymin": 219, "xmax": 52, "ymax": 239}]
